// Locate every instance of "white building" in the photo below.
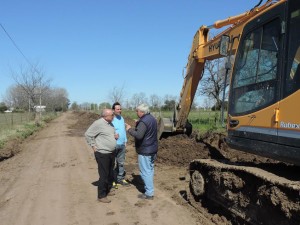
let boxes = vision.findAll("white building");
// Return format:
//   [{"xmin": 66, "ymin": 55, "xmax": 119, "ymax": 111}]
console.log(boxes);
[{"xmin": 34, "ymin": 105, "xmax": 46, "ymax": 112}]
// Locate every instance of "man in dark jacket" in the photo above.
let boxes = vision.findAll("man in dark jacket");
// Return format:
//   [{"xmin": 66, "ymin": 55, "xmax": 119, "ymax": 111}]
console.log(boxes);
[{"xmin": 126, "ymin": 103, "xmax": 158, "ymax": 200}]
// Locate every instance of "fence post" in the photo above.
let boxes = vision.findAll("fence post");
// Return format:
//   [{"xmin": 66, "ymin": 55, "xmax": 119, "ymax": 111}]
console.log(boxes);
[{"xmin": 11, "ymin": 112, "xmax": 14, "ymax": 128}]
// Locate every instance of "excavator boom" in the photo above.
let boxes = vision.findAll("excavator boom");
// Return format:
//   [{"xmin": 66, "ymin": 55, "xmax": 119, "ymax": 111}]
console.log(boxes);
[{"xmin": 158, "ymin": 0, "xmax": 279, "ymax": 138}]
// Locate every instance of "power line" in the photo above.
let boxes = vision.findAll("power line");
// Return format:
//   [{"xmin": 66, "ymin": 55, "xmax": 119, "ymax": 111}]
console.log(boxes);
[{"xmin": 0, "ymin": 23, "xmax": 35, "ymax": 69}]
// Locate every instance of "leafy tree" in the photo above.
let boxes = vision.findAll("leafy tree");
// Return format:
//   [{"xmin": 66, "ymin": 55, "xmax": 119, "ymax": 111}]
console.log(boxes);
[
  {"xmin": 45, "ymin": 87, "xmax": 69, "ymax": 112},
  {"xmin": 90, "ymin": 103, "xmax": 98, "ymax": 110},
  {"xmin": 70, "ymin": 102, "xmax": 79, "ymax": 111},
  {"xmin": 99, "ymin": 102, "xmax": 111, "ymax": 109},
  {"xmin": 80, "ymin": 102, "xmax": 91, "ymax": 110},
  {"xmin": 163, "ymin": 94, "xmax": 177, "ymax": 103},
  {"xmin": 0, "ymin": 102, "xmax": 8, "ymax": 112},
  {"xmin": 162, "ymin": 99, "xmax": 176, "ymax": 111}
]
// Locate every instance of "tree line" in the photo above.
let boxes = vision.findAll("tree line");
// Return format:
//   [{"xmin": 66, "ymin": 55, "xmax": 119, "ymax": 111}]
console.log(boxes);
[
  {"xmin": 1, "ymin": 58, "xmax": 229, "ymax": 113},
  {"xmin": 1, "ymin": 63, "xmax": 69, "ymax": 113}
]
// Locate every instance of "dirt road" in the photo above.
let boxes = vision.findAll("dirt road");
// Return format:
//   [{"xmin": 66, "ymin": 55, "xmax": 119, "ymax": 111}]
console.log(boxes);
[{"xmin": 0, "ymin": 112, "xmax": 214, "ymax": 225}]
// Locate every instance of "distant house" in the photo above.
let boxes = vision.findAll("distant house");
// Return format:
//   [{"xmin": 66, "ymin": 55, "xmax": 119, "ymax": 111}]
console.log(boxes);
[
  {"xmin": 34, "ymin": 105, "xmax": 46, "ymax": 112},
  {"xmin": 4, "ymin": 107, "xmax": 13, "ymax": 113}
]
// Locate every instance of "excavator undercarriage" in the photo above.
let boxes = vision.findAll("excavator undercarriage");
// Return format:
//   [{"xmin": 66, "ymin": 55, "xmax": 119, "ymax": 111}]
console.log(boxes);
[{"xmin": 187, "ymin": 159, "xmax": 300, "ymax": 225}]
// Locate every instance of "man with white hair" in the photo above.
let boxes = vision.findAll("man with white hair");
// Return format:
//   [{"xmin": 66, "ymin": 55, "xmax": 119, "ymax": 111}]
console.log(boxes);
[{"xmin": 126, "ymin": 103, "xmax": 158, "ymax": 200}]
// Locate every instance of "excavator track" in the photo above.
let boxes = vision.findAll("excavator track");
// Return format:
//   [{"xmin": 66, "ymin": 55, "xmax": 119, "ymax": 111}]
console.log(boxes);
[{"xmin": 188, "ymin": 159, "xmax": 300, "ymax": 225}]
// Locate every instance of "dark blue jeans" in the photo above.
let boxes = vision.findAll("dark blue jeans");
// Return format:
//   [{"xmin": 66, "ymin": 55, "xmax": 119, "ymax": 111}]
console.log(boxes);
[
  {"xmin": 114, "ymin": 144, "xmax": 126, "ymax": 182},
  {"xmin": 94, "ymin": 151, "xmax": 115, "ymax": 198}
]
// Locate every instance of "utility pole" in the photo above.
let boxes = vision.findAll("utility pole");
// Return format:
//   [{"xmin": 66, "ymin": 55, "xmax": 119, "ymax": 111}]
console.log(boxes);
[{"xmin": 39, "ymin": 79, "xmax": 42, "ymax": 122}]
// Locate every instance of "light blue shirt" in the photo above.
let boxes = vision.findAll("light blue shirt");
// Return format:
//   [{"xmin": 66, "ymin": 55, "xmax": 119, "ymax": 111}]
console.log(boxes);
[{"xmin": 112, "ymin": 115, "xmax": 127, "ymax": 145}]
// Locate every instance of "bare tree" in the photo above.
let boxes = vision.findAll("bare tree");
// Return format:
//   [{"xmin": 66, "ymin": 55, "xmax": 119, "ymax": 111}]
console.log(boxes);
[
  {"xmin": 4, "ymin": 63, "xmax": 72, "ymax": 112},
  {"xmin": 5, "ymin": 85, "xmax": 28, "ymax": 110},
  {"xmin": 131, "ymin": 92, "xmax": 148, "ymax": 108},
  {"xmin": 9, "ymin": 63, "xmax": 52, "ymax": 111},
  {"xmin": 149, "ymin": 94, "xmax": 162, "ymax": 110},
  {"xmin": 197, "ymin": 58, "xmax": 229, "ymax": 110},
  {"xmin": 109, "ymin": 84, "xmax": 126, "ymax": 103}
]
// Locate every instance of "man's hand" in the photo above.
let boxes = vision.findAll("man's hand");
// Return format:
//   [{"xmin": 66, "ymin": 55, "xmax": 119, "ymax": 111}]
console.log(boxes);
[{"xmin": 125, "ymin": 123, "xmax": 131, "ymax": 131}]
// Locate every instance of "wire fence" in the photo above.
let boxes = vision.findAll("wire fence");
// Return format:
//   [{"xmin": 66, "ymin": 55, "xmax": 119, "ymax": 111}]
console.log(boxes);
[{"xmin": 0, "ymin": 112, "xmax": 35, "ymax": 135}]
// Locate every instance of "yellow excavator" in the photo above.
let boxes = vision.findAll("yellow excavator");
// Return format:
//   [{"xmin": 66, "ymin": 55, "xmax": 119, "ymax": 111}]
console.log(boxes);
[{"xmin": 159, "ymin": 0, "xmax": 300, "ymax": 224}]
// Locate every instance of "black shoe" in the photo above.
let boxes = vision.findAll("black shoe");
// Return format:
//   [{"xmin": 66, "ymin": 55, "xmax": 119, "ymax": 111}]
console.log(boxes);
[{"xmin": 138, "ymin": 193, "xmax": 154, "ymax": 200}]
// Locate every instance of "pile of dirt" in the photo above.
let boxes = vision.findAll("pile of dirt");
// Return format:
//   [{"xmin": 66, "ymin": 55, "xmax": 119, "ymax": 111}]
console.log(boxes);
[
  {"xmin": 157, "ymin": 134, "xmax": 209, "ymax": 167},
  {"xmin": 68, "ymin": 111, "xmax": 100, "ymax": 130},
  {"xmin": 157, "ymin": 131, "xmax": 274, "ymax": 168},
  {"xmin": 0, "ymin": 137, "xmax": 23, "ymax": 161}
]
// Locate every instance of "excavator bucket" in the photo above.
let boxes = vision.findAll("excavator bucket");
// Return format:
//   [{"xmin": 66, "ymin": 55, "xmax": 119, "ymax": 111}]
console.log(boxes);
[
  {"xmin": 157, "ymin": 117, "xmax": 174, "ymax": 139},
  {"xmin": 157, "ymin": 117, "xmax": 192, "ymax": 139}
]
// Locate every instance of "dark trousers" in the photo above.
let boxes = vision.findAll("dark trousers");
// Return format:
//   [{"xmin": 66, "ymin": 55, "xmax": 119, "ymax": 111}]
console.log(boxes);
[{"xmin": 94, "ymin": 151, "xmax": 115, "ymax": 198}]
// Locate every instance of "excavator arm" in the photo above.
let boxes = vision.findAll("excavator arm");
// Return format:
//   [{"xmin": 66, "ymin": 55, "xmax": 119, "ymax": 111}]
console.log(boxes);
[{"xmin": 158, "ymin": 0, "xmax": 278, "ymax": 138}]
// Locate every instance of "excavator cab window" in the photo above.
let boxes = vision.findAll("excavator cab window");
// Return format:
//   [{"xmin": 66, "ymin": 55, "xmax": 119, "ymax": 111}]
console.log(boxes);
[
  {"xmin": 284, "ymin": 1, "xmax": 300, "ymax": 96},
  {"xmin": 230, "ymin": 18, "xmax": 281, "ymax": 115}
]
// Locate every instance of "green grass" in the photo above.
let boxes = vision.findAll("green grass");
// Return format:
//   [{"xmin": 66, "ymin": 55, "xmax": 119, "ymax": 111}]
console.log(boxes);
[
  {"xmin": 91, "ymin": 108, "xmax": 227, "ymax": 134},
  {"xmin": 0, "ymin": 112, "xmax": 59, "ymax": 150},
  {"xmin": 16, "ymin": 123, "xmax": 40, "ymax": 139},
  {"xmin": 121, "ymin": 110, "xmax": 138, "ymax": 119},
  {"xmin": 187, "ymin": 110, "xmax": 227, "ymax": 133},
  {"xmin": 0, "ymin": 112, "xmax": 34, "ymax": 130},
  {"xmin": 109, "ymin": 109, "xmax": 227, "ymax": 134}
]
